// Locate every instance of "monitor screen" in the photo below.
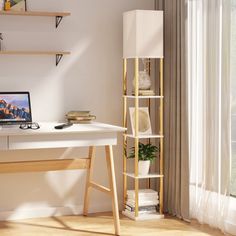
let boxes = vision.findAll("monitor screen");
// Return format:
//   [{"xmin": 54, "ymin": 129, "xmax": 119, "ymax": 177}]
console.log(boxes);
[{"xmin": 0, "ymin": 92, "xmax": 32, "ymax": 124}]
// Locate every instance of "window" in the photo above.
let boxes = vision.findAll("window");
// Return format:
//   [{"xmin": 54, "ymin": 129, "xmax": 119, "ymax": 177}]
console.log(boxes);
[{"xmin": 231, "ymin": 0, "xmax": 236, "ymax": 197}]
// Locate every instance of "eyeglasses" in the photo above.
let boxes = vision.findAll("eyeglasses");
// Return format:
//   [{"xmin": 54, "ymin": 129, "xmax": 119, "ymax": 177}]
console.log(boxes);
[{"xmin": 19, "ymin": 122, "xmax": 40, "ymax": 130}]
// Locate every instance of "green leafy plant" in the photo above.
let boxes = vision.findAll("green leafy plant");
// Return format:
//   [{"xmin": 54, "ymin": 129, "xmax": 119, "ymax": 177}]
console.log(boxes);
[{"xmin": 128, "ymin": 142, "xmax": 159, "ymax": 163}]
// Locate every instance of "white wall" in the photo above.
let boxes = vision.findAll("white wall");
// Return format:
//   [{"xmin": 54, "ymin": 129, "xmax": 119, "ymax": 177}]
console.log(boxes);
[{"xmin": 0, "ymin": 0, "xmax": 155, "ymax": 220}]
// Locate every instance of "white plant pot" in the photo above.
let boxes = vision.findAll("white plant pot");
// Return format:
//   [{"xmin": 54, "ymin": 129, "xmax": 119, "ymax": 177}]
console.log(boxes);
[{"xmin": 138, "ymin": 160, "xmax": 150, "ymax": 175}]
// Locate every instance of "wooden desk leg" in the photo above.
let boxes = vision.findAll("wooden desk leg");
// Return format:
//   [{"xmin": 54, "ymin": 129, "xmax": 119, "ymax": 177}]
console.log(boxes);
[
  {"xmin": 105, "ymin": 145, "xmax": 120, "ymax": 236},
  {"xmin": 83, "ymin": 146, "xmax": 96, "ymax": 216}
]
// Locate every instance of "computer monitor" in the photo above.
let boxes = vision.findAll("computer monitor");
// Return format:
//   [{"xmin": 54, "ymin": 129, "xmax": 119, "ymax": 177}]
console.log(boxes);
[{"xmin": 0, "ymin": 92, "xmax": 32, "ymax": 125}]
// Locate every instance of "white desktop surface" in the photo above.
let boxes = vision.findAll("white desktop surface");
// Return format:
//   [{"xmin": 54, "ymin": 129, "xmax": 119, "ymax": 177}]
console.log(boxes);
[
  {"xmin": 0, "ymin": 122, "xmax": 126, "ymax": 150},
  {"xmin": 0, "ymin": 122, "xmax": 126, "ymax": 136}
]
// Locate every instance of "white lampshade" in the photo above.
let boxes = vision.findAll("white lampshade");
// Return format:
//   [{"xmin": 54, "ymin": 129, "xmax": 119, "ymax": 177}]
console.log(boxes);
[{"xmin": 123, "ymin": 10, "xmax": 164, "ymax": 59}]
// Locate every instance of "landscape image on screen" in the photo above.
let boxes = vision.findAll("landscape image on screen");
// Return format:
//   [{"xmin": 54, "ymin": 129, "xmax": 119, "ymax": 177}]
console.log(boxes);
[{"xmin": 0, "ymin": 94, "xmax": 31, "ymax": 122}]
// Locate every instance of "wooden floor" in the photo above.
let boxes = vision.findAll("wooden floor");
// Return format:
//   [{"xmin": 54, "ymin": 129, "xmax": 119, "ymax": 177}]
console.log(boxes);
[{"xmin": 0, "ymin": 212, "xmax": 225, "ymax": 236}]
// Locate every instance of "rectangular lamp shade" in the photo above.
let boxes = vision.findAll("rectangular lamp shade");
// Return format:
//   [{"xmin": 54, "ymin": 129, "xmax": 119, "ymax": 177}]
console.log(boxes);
[{"xmin": 123, "ymin": 10, "xmax": 164, "ymax": 59}]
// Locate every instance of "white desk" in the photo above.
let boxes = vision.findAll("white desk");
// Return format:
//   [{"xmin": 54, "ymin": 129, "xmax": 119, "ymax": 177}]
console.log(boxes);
[{"xmin": 0, "ymin": 122, "xmax": 126, "ymax": 235}]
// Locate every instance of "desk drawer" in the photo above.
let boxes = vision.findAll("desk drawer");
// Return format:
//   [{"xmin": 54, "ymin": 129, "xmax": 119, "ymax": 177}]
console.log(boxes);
[
  {"xmin": 0, "ymin": 137, "xmax": 8, "ymax": 150},
  {"xmin": 8, "ymin": 133, "xmax": 117, "ymax": 150}
]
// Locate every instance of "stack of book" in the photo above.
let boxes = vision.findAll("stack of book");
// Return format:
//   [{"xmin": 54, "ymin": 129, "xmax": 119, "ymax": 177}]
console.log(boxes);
[
  {"xmin": 124, "ymin": 189, "xmax": 159, "ymax": 215},
  {"xmin": 132, "ymin": 90, "xmax": 155, "ymax": 96},
  {"xmin": 66, "ymin": 111, "xmax": 96, "ymax": 123}
]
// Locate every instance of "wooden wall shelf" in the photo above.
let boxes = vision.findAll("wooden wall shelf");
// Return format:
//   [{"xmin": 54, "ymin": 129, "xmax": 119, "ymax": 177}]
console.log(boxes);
[
  {"xmin": 0, "ymin": 10, "xmax": 70, "ymax": 17},
  {"xmin": 0, "ymin": 10, "xmax": 71, "ymax": 28},
  {"xmin": 0, "ymin": 50, "xmax": 71, "ymax": 66},
  {"xmin": 0, "ymin": 50, "xmax": 70, "ymax": 55}
]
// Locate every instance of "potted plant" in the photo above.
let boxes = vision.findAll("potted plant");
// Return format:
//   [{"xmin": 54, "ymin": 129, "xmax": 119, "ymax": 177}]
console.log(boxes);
[{"xmin": 128, "ymin": 142, "xmax": 159, "ymax": 175}]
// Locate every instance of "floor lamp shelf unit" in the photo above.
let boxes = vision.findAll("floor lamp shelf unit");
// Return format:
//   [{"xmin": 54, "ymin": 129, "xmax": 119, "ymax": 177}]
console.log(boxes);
[{"xmin": 122, "ymin": 9, "xmax": 164, "ymax": 221}]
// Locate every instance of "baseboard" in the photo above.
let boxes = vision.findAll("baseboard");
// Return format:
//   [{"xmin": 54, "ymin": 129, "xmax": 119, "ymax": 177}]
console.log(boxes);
[{"xmin": 0, "ymin": 203, "xmax": 113, "ymax": 221}]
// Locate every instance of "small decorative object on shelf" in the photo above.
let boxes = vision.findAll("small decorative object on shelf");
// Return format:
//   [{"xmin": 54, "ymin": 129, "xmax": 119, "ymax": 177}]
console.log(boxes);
[
  {"xmin": 0, "ymin": 0, "xmax": 4, "ymax": 10},
  {"xmin": 133, "ymin": 59, "xmax": 152, "ymax": 91},
  {"xmin": 66, "ymin": 110, "xmax": 96, "ymax": 123},
  {"xmin": 9, "ymin": 0, "xmax": 27, "ymax": 11},
  {"xmin": 129, "ymin": 107, "xmax": 152, "ymax": 135},
  {"xmin": 4, "ymin": 0, "xmax": 11, "ymax": 11},
  {"xmin": 133, "ymin": 70, "xmax": 151, "ymax": 90},
  {"xmin": 0, "ymin": 33, "xmax": 3, "ymax": 51},
  {"xmin": 128, "ymin": 142, "xmax": 159, "ymax": 175}
]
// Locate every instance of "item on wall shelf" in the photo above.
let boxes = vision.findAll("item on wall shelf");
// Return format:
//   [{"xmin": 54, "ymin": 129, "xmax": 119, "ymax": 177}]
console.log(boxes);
[
  {"xmin": 66, "ymin": 111, "xmax": 96, "ymax": 124},
  {"xmin": 0, "ymin": 33, "xmax": 3, "ymax": 51},
  {"xmin": 0, "ymin": 0, "xmax": 4, "ymax": 10},
  {"xmin": 9, "ymin": 0, "xmax": 27, "ymax": 11},
  {"xmin": 4, "ymin": 0, "xmax": 11, "ymax": 11},
  {"xmin": 129, "ymin": 107, "xmax": 152, "ymax": 135}
]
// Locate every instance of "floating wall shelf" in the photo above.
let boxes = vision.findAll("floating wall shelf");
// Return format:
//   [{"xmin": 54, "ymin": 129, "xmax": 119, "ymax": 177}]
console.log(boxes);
[
  {"xmin": 0, "ymin": 10, "xmax": 71, "ymax": 28},
  {"xmin": 0, "ymin": 50, "xmax": 71, "ymax": 66}
]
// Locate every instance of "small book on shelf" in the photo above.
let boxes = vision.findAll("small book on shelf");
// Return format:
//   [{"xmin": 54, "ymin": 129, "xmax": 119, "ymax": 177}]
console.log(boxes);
[
  {"xmin": 127, "ymin": 189, "xmax": 158, "ymax": 198},
  {"xmin": 125, "ymin": 189, "xmax": 159, "ymax": 211},
  {"xmin": 124, "ymin": 209, "xmax": 157, "ymax": 215},
  {"xmin": 132, "ymin": 90, "xmax": 155, "ymax": 96},
  {"xmin": 125, "ymin": 204, "xmax": 157, "ymax": 212},
  {"xmin": 126, "ymin": 199, "xmax": 159, "ymax": 207}
]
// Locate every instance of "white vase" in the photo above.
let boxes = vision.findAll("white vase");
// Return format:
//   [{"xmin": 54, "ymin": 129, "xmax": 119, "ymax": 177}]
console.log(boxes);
[
  {"xmin": 138, "ymin": 160, "xmax": 150, "ymax": 175},
  {"xmin": 133, "ymin": 70, "xmax": 151, "ymax": 90}
]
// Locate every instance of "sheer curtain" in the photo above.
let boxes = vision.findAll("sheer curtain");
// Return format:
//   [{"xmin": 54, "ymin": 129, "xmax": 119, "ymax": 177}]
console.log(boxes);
[{"xmin": 188, "ymin": 0, "xmax": 236, "ymax": 234}]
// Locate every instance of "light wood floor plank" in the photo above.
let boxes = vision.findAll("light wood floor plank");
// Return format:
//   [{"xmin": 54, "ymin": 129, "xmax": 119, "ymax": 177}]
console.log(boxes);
[{"xmin": 0, "ymin": 212, "xmax": 225, "ymax": 236}]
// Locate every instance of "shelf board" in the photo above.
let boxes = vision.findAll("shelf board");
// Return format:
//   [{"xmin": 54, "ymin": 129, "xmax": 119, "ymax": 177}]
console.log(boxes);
[
  {"xmin": 124, "ymin": 172, "xmax": 164, "ymax": 179},
  {"xmin": 122, "ymin": 210, "xmax": 164, "ymax": 221},
  {"xmin": 0, "ymin": 10, "xmax": 70, "ymax": 28},
  {"xmin": 0, "ymin": 50, "xmax": 70, "ymax": 55},
  {"xmin": 0, "ymin": 51, "xmax": 70, "ymax": 66},
  {"xmin": 124, "ymin": 134, "xmax": 164, "ymax": 139},
  {"xmin": 124, "ymin": 95, "xmax": 164, "ymax": 99},
  {"xmin": 0, "ymin": 10, "xmax": 70, "ymax": 17}
]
